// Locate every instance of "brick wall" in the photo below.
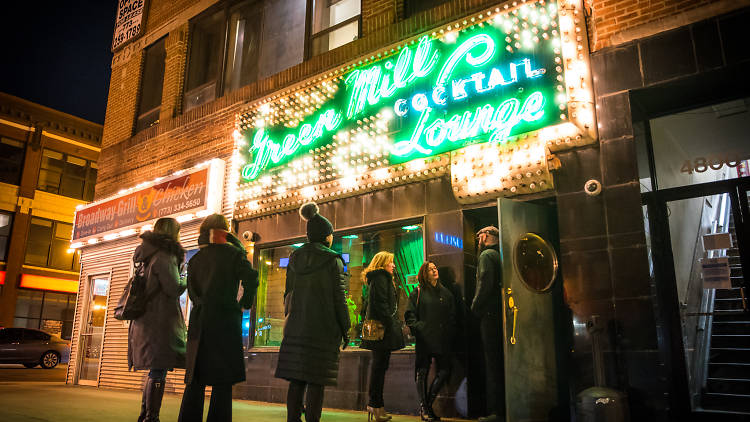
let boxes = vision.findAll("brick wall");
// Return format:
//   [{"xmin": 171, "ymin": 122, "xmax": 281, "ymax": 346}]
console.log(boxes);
[
  {"xmin": 589, "ymin": 0, "xmax": 750, "ymax": 50},
  {"xmin": 160, "ymin": 23, "xmax": 189, "ymax": 120}
]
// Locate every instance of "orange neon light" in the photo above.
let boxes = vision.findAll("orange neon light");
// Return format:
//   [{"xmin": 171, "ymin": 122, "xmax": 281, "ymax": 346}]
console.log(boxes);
[
  {"xmin": 20, "ymin": 274, "xmax": 78, "ymax": 294},
  {"xmin": 0, "ymin": 271, "xmax": 5, "ymax": 285}
]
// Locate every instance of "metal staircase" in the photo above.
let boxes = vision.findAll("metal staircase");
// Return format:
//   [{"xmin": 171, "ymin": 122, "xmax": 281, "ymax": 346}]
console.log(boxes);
[{"xmin": 701, "ymin": 216, "xmax": 750, "ymax": 414}]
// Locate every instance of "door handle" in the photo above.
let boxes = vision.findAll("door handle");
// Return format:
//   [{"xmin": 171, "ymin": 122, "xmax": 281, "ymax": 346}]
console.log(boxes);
[{"xmin": 508, "ymin": 295, "xmax": 518, "ymax": 345}]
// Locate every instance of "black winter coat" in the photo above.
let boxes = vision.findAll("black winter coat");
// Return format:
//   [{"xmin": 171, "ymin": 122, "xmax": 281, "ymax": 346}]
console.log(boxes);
[
  {"xmin": 471, "ymin": 244, "xmax": 502, "ymax": 318},
  {"xmin": 275, "ymin": 242, "xmax": 350, "ymax": 386},
  {"xmin": 440, "ymin": 279, "xmax": 466, "ymax": 355},
  {"xmin": 184, "ymin": 230, "xmax": 258, "ymax": 386},
  {"xmin": 128, "ymin": 232, "xmax": 187, "ymax": 371},
  {"xmin": 405, "ymin": 283, "xmax": 456, "ymax": 355},
  {"xmin": 360, "ymin": 269, "xmax": 405, "ymax": 351}
]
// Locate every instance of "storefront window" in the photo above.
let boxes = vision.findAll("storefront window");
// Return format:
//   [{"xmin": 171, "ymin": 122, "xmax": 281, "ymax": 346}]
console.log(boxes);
[
  {"xmin": 13, "ymin": 289, "xmax": 75, "ymax": 339},
  {"xmin": 25, "ymin": 217, "xmax": 79, "ymax": 271},
  {"xmin": 37, "ymin": 148, "xmax": 97, "ymax": 201},
  {"xmin": 639, "ymin": 97, "xmax": 750, "ymax": 192},
  {"xmin": 253, "ymin": 224, "xmax": 424, "ymax": 348}
]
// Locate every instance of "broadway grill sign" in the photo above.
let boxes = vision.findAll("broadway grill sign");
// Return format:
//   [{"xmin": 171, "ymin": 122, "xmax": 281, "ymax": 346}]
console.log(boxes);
[
  {"xmin": 72, "ymin": 168, "xmax": 208, "ymax": 240},
  {"xmin": 239, "ymin": 0, "xmax": 569, "ymax": 182}
]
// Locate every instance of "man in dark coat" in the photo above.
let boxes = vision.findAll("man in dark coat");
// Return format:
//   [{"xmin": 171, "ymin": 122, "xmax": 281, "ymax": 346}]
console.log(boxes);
[
  {"xmin": 471, "ymin": 226, "xmax": 504, "ymax": 422},
  {"xmin": 178, "ymin": 214, "xmax": 258, "ymax": 422},
  {"xmin": 129, "ymin": 225, "xmax": 187, "ymax": 422},
  {"xmin": 275, "ymin": 202, "xmax": 350, "ymax": 422}
]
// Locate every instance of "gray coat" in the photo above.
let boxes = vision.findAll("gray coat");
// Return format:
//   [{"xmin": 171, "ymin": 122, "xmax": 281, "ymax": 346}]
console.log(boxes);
[
  {"xmin": 275, "ymin": 242, "xmax": 349, "ymax": 386},
  {"xmin": 128, "ymin": 232, "xmax": 187, "ymax": 371},
  {"xmin": 471, "ymin": 244, "xmax": 502, "ymax": 318}
]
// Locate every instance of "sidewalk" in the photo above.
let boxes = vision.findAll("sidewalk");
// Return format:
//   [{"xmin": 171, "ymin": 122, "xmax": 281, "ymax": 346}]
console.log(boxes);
[{"xmin": 0, "ymin": 381, "xmax": 433, "ymax": 422}]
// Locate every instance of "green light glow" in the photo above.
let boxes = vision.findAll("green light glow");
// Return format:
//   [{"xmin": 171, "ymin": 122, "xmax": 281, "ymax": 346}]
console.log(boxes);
[
  {"xmin": 342, "ymin": 234, "xmax": 359, "ymax": 239},
  {"xmin": 401, "ymin": 225, "xmax": 420, "ymax": 231},
  {"xmin": 239, "ymin": 1, "xmax": 565, "ymax": 181}
]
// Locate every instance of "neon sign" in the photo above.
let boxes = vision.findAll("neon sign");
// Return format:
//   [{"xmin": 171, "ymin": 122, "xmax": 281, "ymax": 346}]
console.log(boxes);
[
  {"xmin": 434, "ymin": 232, "xmax": 463, "ymax": 249},
  {"xmin": 240, "ymin": 3, "xmax": 565, "ymax": 181}
]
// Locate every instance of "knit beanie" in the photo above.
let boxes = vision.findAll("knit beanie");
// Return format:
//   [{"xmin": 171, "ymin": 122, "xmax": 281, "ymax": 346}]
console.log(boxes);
[{"xmin": 299, "ymin": 202, "xmax": 333, "ymax": 243}]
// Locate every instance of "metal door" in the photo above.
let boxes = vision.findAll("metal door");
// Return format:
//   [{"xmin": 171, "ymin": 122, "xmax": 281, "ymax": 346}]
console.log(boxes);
[
  {"xmin": 76, "ymin": 275, "xmax": 110, "ymax": 385},
  {"xmin": 498, "ymin": 198, "xmax": 565, "ymax": 422}
]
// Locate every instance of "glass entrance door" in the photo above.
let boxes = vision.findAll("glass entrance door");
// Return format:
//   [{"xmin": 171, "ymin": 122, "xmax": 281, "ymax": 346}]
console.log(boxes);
[
  {"xmin": 644, "ymin": 178, "xmax": 750, "ymax": 414},
  {"xmin": 76, "ymin": 275, "xmax": 109, "ymax": 385}
]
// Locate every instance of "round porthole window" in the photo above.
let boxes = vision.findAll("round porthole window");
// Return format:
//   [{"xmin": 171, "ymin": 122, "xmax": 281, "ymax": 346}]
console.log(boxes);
[{"xmin": 513, "ymin": 233, "xmax": 558, "ymax": 292}]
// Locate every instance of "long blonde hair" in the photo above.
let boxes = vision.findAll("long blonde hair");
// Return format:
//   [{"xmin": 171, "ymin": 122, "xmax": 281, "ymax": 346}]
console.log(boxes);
[{"xmin": 361, "ymin": 251, "xmax": 394, "ymax": 282}]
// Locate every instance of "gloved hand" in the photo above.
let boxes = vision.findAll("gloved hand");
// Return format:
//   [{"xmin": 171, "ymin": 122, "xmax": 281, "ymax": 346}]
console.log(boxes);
[
  {"xmin": 239, "ymin": 293, "xmax": 255, "ymax": 310},
  {"xmin": 342, "ymin": 336, "xmax": 349, "ymax": 350}
]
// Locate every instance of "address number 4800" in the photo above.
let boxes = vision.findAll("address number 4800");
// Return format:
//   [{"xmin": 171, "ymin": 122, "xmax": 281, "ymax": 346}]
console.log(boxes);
[{"xmin": 680, "ymin": 155, "xmax": 746, "ymax": 175}]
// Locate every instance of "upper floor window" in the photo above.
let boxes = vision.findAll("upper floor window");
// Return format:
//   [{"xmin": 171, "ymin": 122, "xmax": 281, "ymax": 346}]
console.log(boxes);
[
  {"xmin": 309, "ymin": 0, "xmax": 360, "ymax": 56},
  {"xmin": 135, "ymin": 37, "xmax": 167, "ymax": 133},
  {"xmin": 0, "ymin": 137, "xmax": 25, "ymax": 186},
  {"xmin": 25, "ymin": 217, "xmax": 79, "ymax": 271},
  {"xmin": 37, "ymin": 149, "xmax": 97, "ymax": 201},
  {"xmin": 184, "ymin": 1, "xmax": 265, "ymax": 112},
  {"xmin": 0, "ymin": 211, "xmax": 12, "ymax": 262},
  {"xmin": 404, "ymin": 0, "xmax": 450, "ymax": 17}
]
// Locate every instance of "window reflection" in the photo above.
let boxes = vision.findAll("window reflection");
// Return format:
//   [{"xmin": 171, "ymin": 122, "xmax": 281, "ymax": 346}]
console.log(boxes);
[{"xmin": 253, "ymin": 224, "xmax": 423, "ymax": 348}]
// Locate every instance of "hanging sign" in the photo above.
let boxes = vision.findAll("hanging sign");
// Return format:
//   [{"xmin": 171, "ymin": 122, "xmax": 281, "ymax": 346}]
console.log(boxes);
[
  {"xmin": 701, "ymin": 257, "xmax": 732, "ymax": 290},
  {"xmin": 239, "ymin": 1, "xmax": 568, "ymax": 182},
  {"xmin": 112, "ymin": 0, "xmax": 149, "ymax": 51}
]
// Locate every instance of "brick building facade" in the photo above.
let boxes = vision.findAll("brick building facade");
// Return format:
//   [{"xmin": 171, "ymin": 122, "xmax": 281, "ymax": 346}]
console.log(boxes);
[{"xmin": 70, "ymin": 0, "xmax": 750, "ymax": 419}]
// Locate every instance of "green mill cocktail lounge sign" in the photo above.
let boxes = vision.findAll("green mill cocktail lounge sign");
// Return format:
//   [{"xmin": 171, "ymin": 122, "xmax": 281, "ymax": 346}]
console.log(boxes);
[{"xmin": 233, "ymin": 0, "xmax": 596, "ymax": 218}]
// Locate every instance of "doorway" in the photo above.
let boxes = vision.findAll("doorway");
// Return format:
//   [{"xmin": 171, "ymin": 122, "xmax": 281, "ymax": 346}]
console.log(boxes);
[
  {"xmin": 644, "ymin": 178, "xmax": 750, "ymax": 414},
  {"xmin": 75, "ymin": 274, "xmax": 110, "ymax": 385}
]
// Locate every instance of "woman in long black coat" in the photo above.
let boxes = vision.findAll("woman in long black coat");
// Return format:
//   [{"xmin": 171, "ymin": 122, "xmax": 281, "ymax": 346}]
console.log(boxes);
[
  {"xmin": 178, "ymin": 214, "xmax": 258, "ymax": 422},
  {"xmin": 275, "ymin": 202, "xmax": 350, "ymax": 422},
  {"xmin": 360, "ymin": 251, "xmax": 405, "ymax": 422},
  {"xmin": 405, "ymin": 261, "xmax": 456, "ymax": 421},
  {"xmin": 129, "ymin": 217, "xmax": 187, "ymax": 422}
]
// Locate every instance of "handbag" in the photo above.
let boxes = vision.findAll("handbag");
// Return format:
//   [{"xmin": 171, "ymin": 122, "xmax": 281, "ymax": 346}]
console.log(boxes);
[
  {"xmin": 361, "ymin": 289, "xmax": 385, "ymax": 341},
  {"xmin": 114, "ymin": 260, "xmax": 150, "ymax": 320}
]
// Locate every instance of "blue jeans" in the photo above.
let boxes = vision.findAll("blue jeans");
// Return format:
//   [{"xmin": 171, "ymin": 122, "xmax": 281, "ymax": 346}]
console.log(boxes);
[{"xmin": 148, "ymin": 369, "xmax": 167, "ymax": 381}]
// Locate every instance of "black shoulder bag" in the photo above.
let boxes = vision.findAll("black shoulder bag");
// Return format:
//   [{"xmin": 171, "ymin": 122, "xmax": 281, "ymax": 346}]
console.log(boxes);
[{"xmin": 114, "ymin": 260, "xmax": 150, "ymax": 321}]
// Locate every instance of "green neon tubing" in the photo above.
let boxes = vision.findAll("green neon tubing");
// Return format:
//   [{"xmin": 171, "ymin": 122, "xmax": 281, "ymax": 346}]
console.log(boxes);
[{"xmin": 436, "ymin": 34, "xmax": 495, "ymax": 87}]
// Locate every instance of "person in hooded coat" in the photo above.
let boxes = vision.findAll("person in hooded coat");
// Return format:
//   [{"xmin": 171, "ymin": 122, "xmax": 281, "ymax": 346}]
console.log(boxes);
[
  {"xmin": 178, "ymin": 214, "xmax": 258, "ymax": 422},
  {"xmin": 275, "ymin": 202, "xmax": 350, "ymax": 422},
  {"xmin": 360, "ymin": 251, "xmax": 405, "ymax": 422},
  {"xmin": 128, "ymin": 217, "xmax": 187, "ymax": 422}
]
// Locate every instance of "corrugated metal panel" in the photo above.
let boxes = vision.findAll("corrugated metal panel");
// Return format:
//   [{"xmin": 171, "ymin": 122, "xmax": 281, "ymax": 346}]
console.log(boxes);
[{"xmin": 70, "ymin": 158, "xmax": 234, "ymax": 393}]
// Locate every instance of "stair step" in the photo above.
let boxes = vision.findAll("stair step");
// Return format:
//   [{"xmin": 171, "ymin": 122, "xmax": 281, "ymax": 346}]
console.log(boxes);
[
  {"xmin": 710, "ymin": 348, "xmax": 750, "ymax": 364},
  {"xmin": 716, "ymin": 288, "xmax": 745, "ymax": 300},
  {"xmin": 715, "ymin": 298, "xmax": 748, "ymax": 311},
  {"xmin": 712, "ymin": 321, "xmax": 750, "ymax": 335},
  {"xmin": 709, "ymin": 363, "xmax": 750, "ymax": 379},
  {"xmin": 711, "ymin": 335, "xmax": 750, "ymax": 348},
  {"xmin": 706, "ymin": 378, "xmax": 750, "ymax": 395},
  {"xmin": 702, "ymin": 392, "xmax": 750, "ymax": 413},
  {"xmin": 713, "ymin": 311, "xmax": 750, "ymax": 322}
]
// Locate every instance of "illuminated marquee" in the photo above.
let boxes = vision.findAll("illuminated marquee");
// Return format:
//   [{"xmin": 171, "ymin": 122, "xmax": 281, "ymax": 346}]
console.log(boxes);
[{"xmin": 235, "ymin": 0, "xmax": 595, "ymax": 217}]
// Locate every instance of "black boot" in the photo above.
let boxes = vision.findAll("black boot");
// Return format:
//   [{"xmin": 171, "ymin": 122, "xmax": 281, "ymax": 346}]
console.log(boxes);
[
  {"xmin": 143, "ymin": 378, "xmax": 166, "ymax": 422},
  {"xmin": 426, "ymin": 372, "xmax": 449, "ymax": 421},
  {"xmin": 416, "ymin": 371, "xmax": 432, "ymax": 421},
  {"xmin": 137, "ymin": 383, "xmax": 147, "ymax": 422}
]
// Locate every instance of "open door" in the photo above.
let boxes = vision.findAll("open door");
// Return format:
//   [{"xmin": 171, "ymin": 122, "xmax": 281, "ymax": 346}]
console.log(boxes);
[{"xmin": 498, "ymin": 198, "xmax": 566, "ymax": 421}]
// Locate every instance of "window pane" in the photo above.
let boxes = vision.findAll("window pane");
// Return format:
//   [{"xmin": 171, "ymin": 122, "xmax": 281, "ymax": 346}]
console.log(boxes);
[
  {"xmin": 15, "ymin": 290, "xmax": 44, "ymax": 320},
  {"xmin": 0, "ymin": 235, "xmax": 8, "ymax": 261},
  {"xmin": 38, "ymin": 168, "xmax": 62, "ymax": 193},
  {"xmin": 25, "ymin": 219, "xmax": 53, "ymax": 266},
  {"xmin": 50, "ymin": 239, "xmax": 75, "ymax": 270},
  {"xmin": 185, "ymin": 10, "xmax": 225, "ymax": 95},
  {"xmin": 0, "ymin": 137, "xmax": 25, "ymax": 185},
  {"xmin": 253, "ymin": 224, "xmax": 423, "ymax": 348},
  {"xmin": 223, "ymin": 2, "xmax": 264, "ymax": 93},
  {"xmin": 405, "ymin": 0, "xmax": 449, "ymax": 17},
  {"xmin": 258, "ymin": 0, "xmax": 306, "ymax": 79},
  {"xmin": 645, "ymin": 97, "xmax": 750, "ymax": 190},
  {"xmin": 84, "ymin": 168, "xmax": 97, "ymax": 201},
  {"xmin": 137, "ymin": 37, "xmax": 167, "ymax": 118},
  {"xmin": 310, "ymin": 20, "xmax": 359, "ymax": 55},
  {"xmin": 60, "ymin": 175, "xmax": 85, "ymax": 199},
  {"xmin": 55, "ymin": 223, "xmax": 73, "ymax": 240},
  {"xmin": 312, "ymin": 0, "xmax": 360, "ymax": 34},
  {"xmin": 0, "ymin": 212, "xmax": 12, "ymax": 236}
]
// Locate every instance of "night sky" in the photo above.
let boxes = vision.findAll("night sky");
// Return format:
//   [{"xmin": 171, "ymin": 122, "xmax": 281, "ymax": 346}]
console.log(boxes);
[{"xmin": 0, "ymin": 2, "xmax": 117, "ymax": 125}]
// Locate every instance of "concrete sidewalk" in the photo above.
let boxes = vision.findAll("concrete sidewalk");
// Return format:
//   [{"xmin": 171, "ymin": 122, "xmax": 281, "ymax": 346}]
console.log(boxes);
[{"xmin": 0, "ymin": 381, "xmax": 437, "ymax": 422}]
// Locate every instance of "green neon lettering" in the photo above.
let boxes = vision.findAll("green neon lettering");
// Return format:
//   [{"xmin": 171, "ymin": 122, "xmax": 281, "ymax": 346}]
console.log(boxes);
[
  {"xmin": 436, "ymin": 34, "xmax": 495, "ymax": 87},
  {"xmin": 391, "ymin": 91, "xmax": 546, "ymax": 158}
]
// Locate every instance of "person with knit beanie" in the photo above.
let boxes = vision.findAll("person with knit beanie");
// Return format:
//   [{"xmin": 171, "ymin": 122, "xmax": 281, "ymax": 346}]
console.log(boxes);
[{"xmin": 275, "ymin": 202, "xmax": 350, "ymax": 422}]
